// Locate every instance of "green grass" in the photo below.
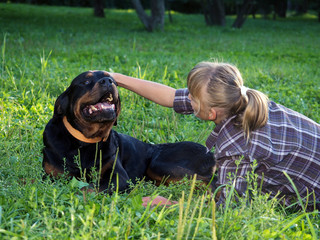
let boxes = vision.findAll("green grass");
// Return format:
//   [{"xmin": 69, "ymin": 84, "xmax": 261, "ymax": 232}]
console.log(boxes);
[{"xmin": 0, "ymin": 3, "xmax": 320, "ymax": 239}]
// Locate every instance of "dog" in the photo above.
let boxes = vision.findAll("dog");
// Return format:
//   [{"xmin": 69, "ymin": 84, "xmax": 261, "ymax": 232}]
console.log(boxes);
[{"xmin": 43, "ymin": 71, "xmax": 216, "ymax": 193}]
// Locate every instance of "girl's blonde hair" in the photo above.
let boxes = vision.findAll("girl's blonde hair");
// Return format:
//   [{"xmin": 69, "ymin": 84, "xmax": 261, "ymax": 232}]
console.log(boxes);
[{"xmin": 187, "ymin": 61, "xmax": 269, "ymax": 140}]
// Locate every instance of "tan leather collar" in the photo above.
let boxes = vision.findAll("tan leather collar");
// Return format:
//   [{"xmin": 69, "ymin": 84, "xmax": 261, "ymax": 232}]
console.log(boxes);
[{"xmin": 63, "ymin": 116, "xmax": 107, "ymax": 143}]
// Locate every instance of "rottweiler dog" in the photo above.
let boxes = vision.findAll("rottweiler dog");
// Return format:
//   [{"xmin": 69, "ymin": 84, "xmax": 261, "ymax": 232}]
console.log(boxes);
[{"xmin": 43, "ymin": 71, "xmax": 216, "ymax": 193}]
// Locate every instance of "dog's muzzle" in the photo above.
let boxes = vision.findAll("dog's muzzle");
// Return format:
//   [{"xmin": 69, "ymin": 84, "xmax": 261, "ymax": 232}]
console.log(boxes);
[{"xmin": 81, "ymin": 77, "xmax": 118, "ymax": 122}]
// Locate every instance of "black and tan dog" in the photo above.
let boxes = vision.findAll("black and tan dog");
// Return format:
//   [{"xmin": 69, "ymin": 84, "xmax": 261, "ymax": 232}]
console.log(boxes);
[{"xmin": 43, "ymin": 71, "xmax": 216, "ymax": 193}]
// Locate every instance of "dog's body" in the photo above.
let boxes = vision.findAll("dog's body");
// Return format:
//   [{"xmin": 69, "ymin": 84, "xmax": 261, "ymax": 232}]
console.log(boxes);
[{"xmin": 43, "ymin": 71, "xmax": 216, "ymax": 193}]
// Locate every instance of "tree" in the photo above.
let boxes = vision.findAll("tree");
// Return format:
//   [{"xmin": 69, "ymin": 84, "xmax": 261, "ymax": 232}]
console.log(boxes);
[
  {"xmin": 201, "ymin": 0, "xmax": 226, "ymax": 26},
  {"xmin": 131, "ymin": 0, "xmax": 165, "ymax": 32},
  {"xmin": 275, "ymin": 0, "xmax": 287, "ymax": 18},
  {"xmin": 93, "ymin": 0, "xmax": 105, "ymax": 18},
  {"xmin": 232, "ymin": 0, "xmax": 255, "ymax": 28}
]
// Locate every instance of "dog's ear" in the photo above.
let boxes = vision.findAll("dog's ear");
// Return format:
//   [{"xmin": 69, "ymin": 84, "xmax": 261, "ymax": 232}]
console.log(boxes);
[{"xmin": 53, "ymin": 87, "xmax": 70, "ymax": 116}]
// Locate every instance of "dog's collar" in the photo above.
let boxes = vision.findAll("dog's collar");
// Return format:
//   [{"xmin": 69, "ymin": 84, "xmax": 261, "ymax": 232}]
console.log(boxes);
[{"xmin": 63, "ymin": 116, "xmax": 107, "ymax": 143}]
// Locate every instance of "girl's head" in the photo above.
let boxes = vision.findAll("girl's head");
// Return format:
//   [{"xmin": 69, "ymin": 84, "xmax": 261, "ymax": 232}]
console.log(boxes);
[{"xmin": 187, "ymin": 61, "xmax": 269, "ymax": 139}]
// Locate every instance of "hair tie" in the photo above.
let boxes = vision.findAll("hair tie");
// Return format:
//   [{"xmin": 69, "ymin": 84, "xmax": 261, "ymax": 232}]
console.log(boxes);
[{"xmin": 240, "ymin": 86, "xmax": 249, "ymax": 97}]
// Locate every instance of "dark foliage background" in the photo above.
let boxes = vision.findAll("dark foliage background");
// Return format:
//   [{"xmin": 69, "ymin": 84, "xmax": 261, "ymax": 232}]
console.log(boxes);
[{"xmin": 2, "ymin": 0, "xmax": 319, "ymax": 15}]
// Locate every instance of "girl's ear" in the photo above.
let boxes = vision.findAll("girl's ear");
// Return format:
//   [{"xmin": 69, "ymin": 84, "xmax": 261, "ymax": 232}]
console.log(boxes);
[{"xmin": 208, "ymin": 107, "xmax": 217, "ymax": 121}]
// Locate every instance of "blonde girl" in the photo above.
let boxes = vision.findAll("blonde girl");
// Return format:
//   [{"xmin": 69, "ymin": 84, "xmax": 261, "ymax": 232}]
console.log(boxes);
[{"xmin": 111, "ymin": 62, "xmax": 320, "ymax": 209}]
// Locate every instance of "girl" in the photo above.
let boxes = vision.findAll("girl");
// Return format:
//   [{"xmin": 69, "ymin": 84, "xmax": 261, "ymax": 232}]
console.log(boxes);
[{"xmin": 111, "ymin": 62, "xmax": 320, "ymax": 209}]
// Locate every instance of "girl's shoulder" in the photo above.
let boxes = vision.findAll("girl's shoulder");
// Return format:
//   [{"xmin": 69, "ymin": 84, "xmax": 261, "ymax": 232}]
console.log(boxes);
[{"xmin": 268, "ymin": 101, "xmax": 320, "ymax": 129}]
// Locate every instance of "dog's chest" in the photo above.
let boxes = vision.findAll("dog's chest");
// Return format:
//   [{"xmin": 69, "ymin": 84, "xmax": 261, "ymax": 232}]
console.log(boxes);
[{"xmin": 64, "ymin": 140, "xmax": 118, "ymax": 170}]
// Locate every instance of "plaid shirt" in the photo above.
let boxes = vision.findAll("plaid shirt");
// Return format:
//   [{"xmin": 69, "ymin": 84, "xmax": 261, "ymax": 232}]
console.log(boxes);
[{"xmin": 173, "ymin": 88, "xmax": 320, "ymax": 208}]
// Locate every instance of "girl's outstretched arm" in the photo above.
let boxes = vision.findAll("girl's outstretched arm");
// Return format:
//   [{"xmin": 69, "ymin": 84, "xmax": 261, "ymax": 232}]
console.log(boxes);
[{"xmin": 111, "ymin": 73, "xmax": 176, "ymax": 108}]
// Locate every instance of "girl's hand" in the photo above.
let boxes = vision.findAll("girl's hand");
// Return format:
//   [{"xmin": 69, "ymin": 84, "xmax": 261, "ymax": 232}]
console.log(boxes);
[{"xmin": 142, "ymin": 196, "xmax": 178, "ymax": 207}]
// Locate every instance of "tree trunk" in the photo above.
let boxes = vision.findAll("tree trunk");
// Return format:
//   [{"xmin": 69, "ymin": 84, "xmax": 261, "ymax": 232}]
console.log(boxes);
[
  {"xmin": 232, "ymin": 0, "xmax": 254, "ymax": 29},
  {"xmin": 295, "ymin": 0, "xmax": 308, "ymax": 14},
  {"xmin": 166, "ymin": 0, "xmax": 173, "ymax": 23},
  {"xmin": 93, "ymin": 0, "xmax": 105, "ymax": 18},
  {"xmin": 275, "ymin": 0, "xmax": 287, "ymax": 18},
  {"xmin": 151, "ymin": 0, "xmax": 165, "ymax": 30},
  {"xmin": 131, "ymin": 0, "xmax": 165, "ymax": 32},
  {"xmin": 316, "ymin": 2, "xmax": 320, "ymax": 22},
  {"xmin": 202, "ymin": 0, "xmax": 225, "ymax": 26}
]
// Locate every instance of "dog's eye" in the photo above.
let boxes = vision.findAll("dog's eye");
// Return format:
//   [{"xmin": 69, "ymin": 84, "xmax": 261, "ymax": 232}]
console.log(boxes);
[{"xmin": 82, "ymin": 80, "xmax": 91, "ymax": 85}]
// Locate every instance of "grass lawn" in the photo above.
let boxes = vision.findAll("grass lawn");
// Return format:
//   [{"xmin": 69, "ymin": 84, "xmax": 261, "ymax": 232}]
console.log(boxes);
[{"xmin": 0, "ymin": 3, "xmax": 319, "ymax": 239}]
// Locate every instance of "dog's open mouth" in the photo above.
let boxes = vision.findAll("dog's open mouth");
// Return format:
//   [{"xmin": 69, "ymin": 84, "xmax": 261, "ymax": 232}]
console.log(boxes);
[
  {"xmin": 83, "ymin": 102, "xmax": 115, "ymax": 115},
  {"xmin": 81, "ymin": 93, "xmax": 117, "ymax": 121}
]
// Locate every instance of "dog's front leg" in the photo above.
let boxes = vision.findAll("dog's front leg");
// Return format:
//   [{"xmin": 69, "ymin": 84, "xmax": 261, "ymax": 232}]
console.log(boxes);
[{"xmin": 99, "ymin": 163, "xmax": 130, "ymax": 194}]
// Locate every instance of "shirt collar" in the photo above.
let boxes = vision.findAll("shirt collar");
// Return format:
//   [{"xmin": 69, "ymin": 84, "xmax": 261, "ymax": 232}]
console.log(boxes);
[{"xmin": 205, "ymin": 115, "xmax": 237, "ymax": 151}]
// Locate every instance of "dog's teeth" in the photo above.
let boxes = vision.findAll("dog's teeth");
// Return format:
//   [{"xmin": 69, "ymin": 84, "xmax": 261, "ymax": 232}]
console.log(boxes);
[
  {"xmin": 91, "ymin": 106, "xmax": 98, "ymax": 111},
  {"xmin": 98, "ymin": 102, "xmax": 115, "ymax": 110},
  {"xmin": 106, "ymin": 94, "xmax": 113, "ymax": 102},
  {"xmin": 89, "ymin": 108, "xmax": 93, "ymax": 114}
]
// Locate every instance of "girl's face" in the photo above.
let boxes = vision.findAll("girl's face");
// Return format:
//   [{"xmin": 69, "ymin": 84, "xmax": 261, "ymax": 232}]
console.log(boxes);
[{"xmin": 188, "ymin": 86, "xmax": 212, "ymax": 121}]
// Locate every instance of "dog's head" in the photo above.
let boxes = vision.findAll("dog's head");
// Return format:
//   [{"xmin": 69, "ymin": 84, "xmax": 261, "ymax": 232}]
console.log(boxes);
[{"xmin": 54, "ymin": 71, "xmax": 120, "ymax": 139}]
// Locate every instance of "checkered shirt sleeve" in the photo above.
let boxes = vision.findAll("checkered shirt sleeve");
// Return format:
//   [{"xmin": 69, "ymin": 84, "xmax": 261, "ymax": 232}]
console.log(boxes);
[{"xmin": 173, "ymin": 88, "xmax": 194, "ymax": 114}]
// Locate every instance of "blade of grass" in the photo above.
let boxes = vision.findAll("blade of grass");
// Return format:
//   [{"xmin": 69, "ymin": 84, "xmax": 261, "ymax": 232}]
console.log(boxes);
[
  {"xmin": 185, "ymin": 196, "xmax": 200, "ymax": 239},
  {"xmin": 108, "ymin": 147, "xmax": 119, "ymax": 191},
  {"xmin": 177, "ymin": 191, "xmax": 185, "ymax": 240},
  {"xmin": 283, "ymin": 171, "xmax": 317, "ymax": 239},
  {"xmin": 191, "ymin": 195, "xmax": 205, "ymax": 240},
  {"xmin": 1, "ymin": 33, "xmax": 6, "ymax": 79},
  {"xmin": 212, "ymin": 199, "xmax": 217, "ymax": 240}
]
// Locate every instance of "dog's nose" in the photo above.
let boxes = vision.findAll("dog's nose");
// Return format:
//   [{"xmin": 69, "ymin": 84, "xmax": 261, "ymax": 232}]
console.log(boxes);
[{"xmin": 99, "ymin": 77, "xmax": 113, "ymax": 86}]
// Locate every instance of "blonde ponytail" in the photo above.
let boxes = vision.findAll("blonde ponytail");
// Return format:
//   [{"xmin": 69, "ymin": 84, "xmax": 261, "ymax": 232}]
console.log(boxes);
[{"xmin": 240, "ymin": 88, "xmax": 269, "ymax": 140}]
